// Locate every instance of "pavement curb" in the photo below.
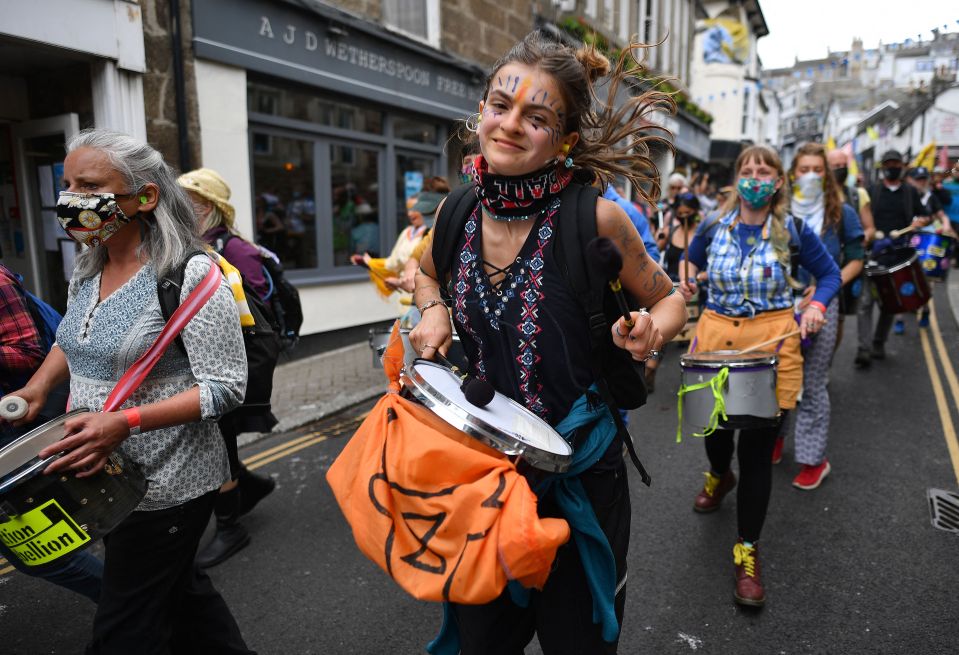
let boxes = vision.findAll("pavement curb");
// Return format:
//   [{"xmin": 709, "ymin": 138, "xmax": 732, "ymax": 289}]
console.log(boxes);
[
  {"xmin": 948, "ymin": 273, "xmax": 959, "ymax": 330},
  {"xmin": 236, "ymin": 342, "xmax": 386, "ymax": 449}
]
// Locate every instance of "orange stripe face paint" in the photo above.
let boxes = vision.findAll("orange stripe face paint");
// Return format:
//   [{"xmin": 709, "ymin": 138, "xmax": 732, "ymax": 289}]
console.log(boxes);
[{"xmin": 514, "ymin": 77, "xmax": 532, "ymax": 104}]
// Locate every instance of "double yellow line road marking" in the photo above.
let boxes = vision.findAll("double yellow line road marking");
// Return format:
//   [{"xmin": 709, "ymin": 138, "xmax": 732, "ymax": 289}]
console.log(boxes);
[
  {"xmin": 0, "ymin": 410, "xmax": 368, "ymax": 579},
  {"xmin": 920, "ymin": 299, "xmax": 959, "ymax": 486}
]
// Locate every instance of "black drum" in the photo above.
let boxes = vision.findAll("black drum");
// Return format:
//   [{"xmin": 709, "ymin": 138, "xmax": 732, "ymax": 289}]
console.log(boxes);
[{"xmin": 0, "ymin": 410, "xmax": 148, "ymax": 568}]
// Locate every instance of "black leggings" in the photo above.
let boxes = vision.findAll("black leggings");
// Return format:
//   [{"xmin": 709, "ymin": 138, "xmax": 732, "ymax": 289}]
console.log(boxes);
[{"xmin": 704, "ymin": 414, "xmax": 785, "ymax": 543}]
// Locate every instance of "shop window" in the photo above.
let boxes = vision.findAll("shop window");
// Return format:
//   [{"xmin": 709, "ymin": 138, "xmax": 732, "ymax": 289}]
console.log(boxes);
[
  {"xmin": 252, "ymin": 135, "xmax": 317, "ymax": 270},
  {"xmin": 248, "ymin": 79, "xmax": 384, "ymax": 134},
  {"xmin": 396, "ymin": 152, "xmax": 436, "ymax": 239},
  {"xmin": 332, "ymin": 144, "xmax": 381, "ymax": 267},
  {"xmin": 382, "ymin": 0, "xmax": 440, "ymax": 48},
  {"xmin": 394, "ymin": 116, "xmax": 438, "ymax": 144}
]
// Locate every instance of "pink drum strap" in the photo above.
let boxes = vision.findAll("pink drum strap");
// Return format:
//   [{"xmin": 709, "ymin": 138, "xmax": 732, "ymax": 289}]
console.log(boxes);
[{"xmin": 103, "ymin": 258, "xmax": 221, "ymax": 413}]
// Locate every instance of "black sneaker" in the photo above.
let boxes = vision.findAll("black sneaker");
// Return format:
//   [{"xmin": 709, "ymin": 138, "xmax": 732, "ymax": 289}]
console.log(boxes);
[
  {"xmin": 871, "ymin": 342, "xmax": 886, "ymax": 360},
  {"xmin": 854, "ymin": 348, "xmax": 872, "ymax": 368}
]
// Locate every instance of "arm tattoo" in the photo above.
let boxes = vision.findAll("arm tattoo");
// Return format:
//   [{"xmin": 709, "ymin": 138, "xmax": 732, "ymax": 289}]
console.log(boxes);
[
  {"xmin": 616, "ymin": 223, "xmax": 647, "ymax": 260},
  {"xmin": 643, "ymin": 270, "xmax": 665, "ymax": 294}
]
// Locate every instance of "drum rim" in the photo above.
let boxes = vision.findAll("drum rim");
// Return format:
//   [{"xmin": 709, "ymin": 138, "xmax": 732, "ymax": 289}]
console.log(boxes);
[
  {"xmin": 400, "ymin": 360, "xmax": 572, "ymax": 473},
  {"xmin": 0, "ymin": 408, "xmax": 91, "ymax": 484},
  {"xmin": 680, "ymin": 350, "xmax": 778, "ymax": 368},
  {"xmin": 865, "ymin": 250, "xmax": 918, "ymax": 276}
]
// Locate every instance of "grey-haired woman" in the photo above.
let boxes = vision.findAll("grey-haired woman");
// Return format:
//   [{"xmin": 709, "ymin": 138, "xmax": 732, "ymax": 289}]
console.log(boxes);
[{"xmin": 6, "ymin": 129, "xmax": 254, "ymax": 654}]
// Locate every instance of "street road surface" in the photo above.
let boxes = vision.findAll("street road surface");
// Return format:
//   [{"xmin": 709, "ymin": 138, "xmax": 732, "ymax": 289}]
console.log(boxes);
[{"xmin": 2, "ymin": 285, "xmax": 958, "ymax": 654}]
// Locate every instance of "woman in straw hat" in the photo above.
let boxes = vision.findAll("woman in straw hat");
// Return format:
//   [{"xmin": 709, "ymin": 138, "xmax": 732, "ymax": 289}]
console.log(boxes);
[{"xmin": 178, "ymin": 168, "xmax": 278, "ymax": 568}]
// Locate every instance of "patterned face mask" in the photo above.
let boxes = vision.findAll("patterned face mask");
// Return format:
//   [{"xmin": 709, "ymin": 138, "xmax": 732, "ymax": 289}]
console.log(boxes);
[
  {"xmin": 737, "ymin": 177, "xmax": 778, "ymax": 210},
  {"xmin": 57, "ymin": 191, "xmax": 139, "ymax": 247}
]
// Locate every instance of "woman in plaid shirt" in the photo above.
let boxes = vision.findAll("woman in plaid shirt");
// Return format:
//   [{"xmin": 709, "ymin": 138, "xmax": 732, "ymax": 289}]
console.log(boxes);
[{"xmin": 679, "ymin": 145, "xmax": 841, "ymax": 607}]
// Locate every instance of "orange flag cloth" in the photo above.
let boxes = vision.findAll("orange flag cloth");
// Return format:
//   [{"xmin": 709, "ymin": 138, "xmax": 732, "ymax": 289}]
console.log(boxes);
[{"xmin": 326, "ymin": 323, "xmax": 570, "ymax": 604}]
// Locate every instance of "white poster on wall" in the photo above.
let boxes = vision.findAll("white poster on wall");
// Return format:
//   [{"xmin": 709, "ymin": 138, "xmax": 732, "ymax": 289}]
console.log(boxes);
[{"xmin": 42, "ymin": 209, "xmax": 60, "ymax": 251}]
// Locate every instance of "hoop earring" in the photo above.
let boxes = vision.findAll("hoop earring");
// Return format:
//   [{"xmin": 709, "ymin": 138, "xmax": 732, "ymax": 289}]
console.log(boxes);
[{"xmin": 465, "ymin": 113, "xmax": 481, "ymax": 133}]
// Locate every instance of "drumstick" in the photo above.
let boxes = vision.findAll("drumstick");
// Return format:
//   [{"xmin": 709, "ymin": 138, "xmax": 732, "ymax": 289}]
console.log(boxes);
[
  {"xmin": 683, "ymin": 222, "xmax": 690, "ymax": 283},
  {"xmin": 586, "ymin": 237, "xmax": 635, "ymax": 328},
  {"xmin": 737, "ymin": 328, "xmax": 804, "ymax": 355},
  {"xmin": 890, "ymin": 225, "xmax": 917, "ymax": 239},
  {"xmin": 435, "ymin": 352, "xmax": 495, "ymax": 408},
  {"xmin": 0, "ymin": 395, "xmax": 28, "ymax": 421},
  {"xmin": 738, "ymin": 308, "xmax": 832, "ymax": 354}
]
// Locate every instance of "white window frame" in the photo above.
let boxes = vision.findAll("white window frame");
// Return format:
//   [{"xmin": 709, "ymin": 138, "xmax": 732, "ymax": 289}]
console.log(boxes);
[
  {"xmin": 585, "ymin": 0, "xmax": 598, "ymax": 19},
  {"xmin": 382, "ymin": 0, "xmax": 441, "ymax": 49}
]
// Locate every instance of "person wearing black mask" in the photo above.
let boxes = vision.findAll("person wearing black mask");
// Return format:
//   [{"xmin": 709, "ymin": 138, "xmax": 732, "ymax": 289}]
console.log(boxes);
[
  {"xmin": 855, "ymin": 150, "xmax": 930, "ymax": 367},
  {"xmin": 826, "ymin": 148, "xmax": 874, "ymax": 243}
]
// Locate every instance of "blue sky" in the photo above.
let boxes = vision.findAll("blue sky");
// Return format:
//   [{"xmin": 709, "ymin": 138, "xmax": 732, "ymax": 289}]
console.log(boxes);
[{"xmin": 757, "ymin": 2, "xmax": 958, "ymax": 69}]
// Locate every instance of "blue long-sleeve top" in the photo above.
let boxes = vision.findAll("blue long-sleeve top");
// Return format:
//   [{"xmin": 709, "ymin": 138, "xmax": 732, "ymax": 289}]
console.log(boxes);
[
  {"xmin": 685, "ymin": 209, "xmax": 841, "ymax": 316},
  {"xmin": 602, "ymin": 186, "xmax": 659, "ymax": 261}
]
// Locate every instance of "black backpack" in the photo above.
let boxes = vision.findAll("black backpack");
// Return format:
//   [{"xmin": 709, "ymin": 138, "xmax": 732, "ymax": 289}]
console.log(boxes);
[
  {"xmin": 158, "ymin": 252, "xmax": 280, "ymax": 433},
  {"xmin": 432, "ymin": 183, "xmax": 652, "ymax": 485},
  {"xmin": 215, "ymin": 235, "xmax": 303, "ymax": 352}
]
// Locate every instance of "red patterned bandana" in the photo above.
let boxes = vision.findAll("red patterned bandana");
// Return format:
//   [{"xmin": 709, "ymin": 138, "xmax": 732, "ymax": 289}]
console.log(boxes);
[{"xmin": 472, "ymin": 155, "xmax": 572, "ymax": 222}]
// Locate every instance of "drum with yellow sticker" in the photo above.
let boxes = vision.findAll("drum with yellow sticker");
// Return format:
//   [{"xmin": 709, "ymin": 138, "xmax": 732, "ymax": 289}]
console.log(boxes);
[{"xmin": 0, "ymin": 410, "xmax": 147, "ymax": 566}]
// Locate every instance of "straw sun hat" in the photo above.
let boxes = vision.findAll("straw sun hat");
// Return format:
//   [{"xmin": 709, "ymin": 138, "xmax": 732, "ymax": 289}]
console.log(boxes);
[{"xmin": 177, "ymin": 168, "xmax": 236, "ymax": 227}]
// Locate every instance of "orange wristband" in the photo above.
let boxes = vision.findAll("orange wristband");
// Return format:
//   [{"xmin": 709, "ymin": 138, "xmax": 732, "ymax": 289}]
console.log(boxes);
[
  {"xmin": 122, "ymin": 407, "xmax": 142, "ymax": 436},
  {"xmin": 808, "ymin": 300, "xmax": 827, "ymax": 315}
]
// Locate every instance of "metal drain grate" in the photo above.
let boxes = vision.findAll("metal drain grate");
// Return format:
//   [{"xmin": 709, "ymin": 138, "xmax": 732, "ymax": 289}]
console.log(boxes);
[{"xmin": 927, "ymin": 488, "xmax": 959, "ymax": 534}]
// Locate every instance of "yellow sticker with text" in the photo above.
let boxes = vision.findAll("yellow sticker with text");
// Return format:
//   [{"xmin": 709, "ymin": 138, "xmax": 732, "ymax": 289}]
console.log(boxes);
[{"xmin": 0, "ymin": 498, "xmax": 90, "ymax": 566}]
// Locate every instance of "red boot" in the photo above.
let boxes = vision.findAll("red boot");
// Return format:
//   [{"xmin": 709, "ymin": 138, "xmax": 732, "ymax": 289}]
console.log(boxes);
[
  {"xmin": 733, "ymin": 539, "xmax": 765, "ymax": 607},
  {"xmin": 693, "ymin": 470, "xmax": 736, "ymax": 513}
]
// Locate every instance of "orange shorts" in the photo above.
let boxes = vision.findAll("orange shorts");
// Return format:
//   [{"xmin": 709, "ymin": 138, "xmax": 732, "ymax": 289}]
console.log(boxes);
[{"xmin": 689, "ymin": 307, "xmax": 802, "ymax": 410}]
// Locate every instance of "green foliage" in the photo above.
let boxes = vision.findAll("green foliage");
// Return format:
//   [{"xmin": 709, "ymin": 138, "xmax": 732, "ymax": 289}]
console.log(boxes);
[{"xmin": 557, "ymin": 16, "xmax": 714, "ymax": 126}]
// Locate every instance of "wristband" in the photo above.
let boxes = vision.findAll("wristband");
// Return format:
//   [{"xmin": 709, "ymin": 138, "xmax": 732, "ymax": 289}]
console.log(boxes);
[
  {"xmin": 808, "ymin": 301, "xmax": 827, "ymax": 315},
  {"xmin": 418, "ymin": 299, "xmax": 446, "ymax": 314},
  {"xmin": 122, "ymin": 408, "xmax": 142, "ymax": 436}
]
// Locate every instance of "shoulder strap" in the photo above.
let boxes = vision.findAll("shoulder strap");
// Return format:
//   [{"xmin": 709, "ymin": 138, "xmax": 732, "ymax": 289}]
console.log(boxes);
[
  {"xmin": 157, "ymin": 250, "xmax": 209, "ymax": 354},
  {"xmin": 214, "ymin": 233, "xmax": 237, "ymax": 256},
  {"xmin": 431, "ymin": 184, "xmax": 478, "ymax": 296},
  {"xmin": 555, "ymin": 184, "xmax": 651, "ymax": 486},
  {"xmin": 787, "ymin": 216, "xmax": 804, "ymax": 281},
  {"xmin": 556, "ymin": 184, "xmax": 603, "ymax": 335},
  {"xmin": 109, "ymin": 256, "xmax": 221, "ymax": 412}
]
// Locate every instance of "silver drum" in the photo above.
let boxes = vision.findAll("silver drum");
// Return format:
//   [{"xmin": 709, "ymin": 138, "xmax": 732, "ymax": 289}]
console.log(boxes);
[
  {"xmin": 680, "ymin": 350, "xmax": 779, "ymax": 432},
  {"xmin": 368, "ymin": 327, "xmax": 465, "ymax": 370}
]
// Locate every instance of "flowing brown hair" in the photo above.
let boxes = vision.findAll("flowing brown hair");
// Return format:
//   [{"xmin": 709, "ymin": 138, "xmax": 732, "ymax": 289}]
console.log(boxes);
[
  {"xmin": 720, "ymin": 144, "xmax": 802, "ymax": 289},
  {"xmin": 468, "ymin": 31, "xmax": 675, "ymax": 204},
  {"xmin": 789, "ymin": 142, "xmax": 843, "ymax": 232}
]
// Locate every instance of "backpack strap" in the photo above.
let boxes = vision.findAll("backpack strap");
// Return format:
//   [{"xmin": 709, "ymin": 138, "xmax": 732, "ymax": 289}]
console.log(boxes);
[
  {"xmin": 786, "ymin": 215, "xmax": 804, "ymax": 282},
  {"xmin": 157, "ymin": 250, "xmax": 209, "ymax": 354},
  {"xmin": 431, "ymin": 184, "xmax": 478, "ymax": 298},
  {"xmin": 555, "ymin": 183, "xmax": 651, "ymax": 486}
]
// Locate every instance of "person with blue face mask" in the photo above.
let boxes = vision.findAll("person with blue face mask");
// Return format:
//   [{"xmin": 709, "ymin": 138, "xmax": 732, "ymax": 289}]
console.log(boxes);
[{"xmin": 679, "ymin": 145, "xmax": 841, "ymax": 608}]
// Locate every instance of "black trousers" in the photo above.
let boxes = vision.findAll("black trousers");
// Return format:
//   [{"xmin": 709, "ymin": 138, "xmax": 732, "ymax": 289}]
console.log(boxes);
[
  {"xmin": 451, "ymin": 463, "xmax": 631, "ymax": 655},
  {"xmin": 704, "ymin": 416, "xmax": 784, "ymax": 543},
  {"xmin": 86, "ymin": 491, "xmax": 255, "ymax": 655}
]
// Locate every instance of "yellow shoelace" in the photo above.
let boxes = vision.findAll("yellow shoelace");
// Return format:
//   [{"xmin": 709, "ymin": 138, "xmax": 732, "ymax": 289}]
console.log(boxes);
[
  {"xmin": 702, "ymin": 471, "xmax": 722, "ymax": 497},
  {"xmin": 733, "ymin": 542, "xmax": 757, "ymax": 578}
]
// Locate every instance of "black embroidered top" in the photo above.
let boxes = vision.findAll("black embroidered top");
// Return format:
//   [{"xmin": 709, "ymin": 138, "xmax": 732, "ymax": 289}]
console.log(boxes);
[{"xmin": 451, "ymin": 197, "xmax": 594, "ymax": 426}]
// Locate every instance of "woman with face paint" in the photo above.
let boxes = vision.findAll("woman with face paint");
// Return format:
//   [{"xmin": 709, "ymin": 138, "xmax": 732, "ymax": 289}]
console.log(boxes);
[
  {"xmin": 776, "ymin": 144, "xmax": 864, "ymax": 489},
  {"xmin": 679, "ymin": 145, "xmax": 841, "ymax": 607},
  {"xmin": 5, "ymin": 130, "xmax": 254, "ymax": 654},
  {"xmin": 410, "ymin": 32, "xmax": 687, "ymax": 654}
]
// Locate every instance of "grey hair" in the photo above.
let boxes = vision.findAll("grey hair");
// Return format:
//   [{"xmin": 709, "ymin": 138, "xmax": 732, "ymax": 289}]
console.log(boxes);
[{"xmin": 68, "ymin": 129, "xmax": 202, "ymax": 279}]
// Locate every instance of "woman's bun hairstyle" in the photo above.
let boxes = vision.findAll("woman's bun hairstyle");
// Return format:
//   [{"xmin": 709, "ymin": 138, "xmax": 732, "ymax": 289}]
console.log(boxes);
[
  {"xmin": 472, "ymin": 31, "xmax": 674, "ymax": 204},
  {"xmin": 575, "ymin": 45, "xmax": 611, "ymax": 83}
]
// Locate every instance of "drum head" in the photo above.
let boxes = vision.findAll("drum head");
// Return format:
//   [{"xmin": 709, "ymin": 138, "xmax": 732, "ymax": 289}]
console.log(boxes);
[
  {"xmin": 681, "ymin": 350, "xmax": 777, "ymax": 369},
  {"xmin": 401, "ymin": 361, "xmax": 572, "ymax": 472},
  {"xmin": 0, "ymin": 409, "xmax": 89, "ymax": 482}
]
